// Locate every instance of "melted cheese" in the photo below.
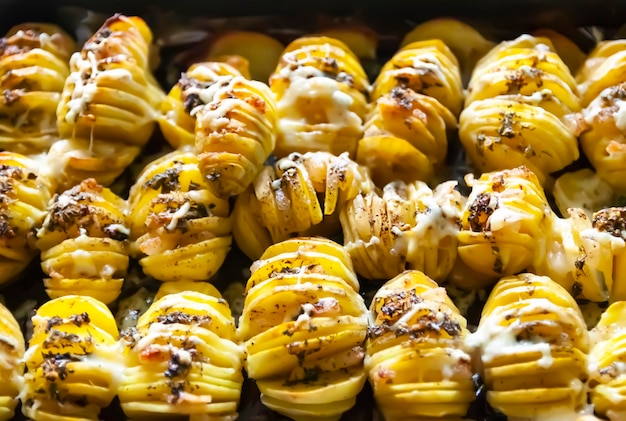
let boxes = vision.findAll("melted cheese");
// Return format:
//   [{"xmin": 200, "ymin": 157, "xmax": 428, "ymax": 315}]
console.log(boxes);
[
  {"xmin": 583, "ymin": 85, "xmax": 626, "ymax": 132},
  {"xmin": 535, "ymin": 43, "xmax": 552, "ymax": 53},
  {"xmin": 196, "ymin": 98, "xmax": 244, "ymax": 131},
  {"xmin": 106, "ymin": 223, "xmax": 130, "ymax": 237},
  {"xmin": 166, "ymin": 201, "xmax": 191, "ymax": 231},
  {"xmin": 414, "ymin": 181, "xmax": 462, "ymax": 242},
  {"xmin": 187, "ymin": 75, "xmax": 239, "ymax": 117},
  {"xmin": 188, "ymin": 65, "xmax": 224, "ymax": 82},
  {"xmin": 441, "ymin": 348, "xmax": 472, "ymax": 380},
  {"xmin": 410, "ymin": 52, "xmax": 449, "ymax": 84},
  {"xmin": 64, "ymin": 47, "xmax": 137, "ymax": 125},
  {"xmin": 614, "ymin": 100, "xmax": 626, "ymax": 132},
  {"xmin": 134, "ymin": 323, "xmax": 177, "ymax": 354},
  {"xmin": 293, "ymin": 302, "xmax": 316, "ymax": 329},
  {"xmin": 468, "ymin": 297, "xmax": 584, "ymax": 366},
  {"xmin": 21, "ymin": 324, "xmax": 122, "ymax": 404},
  {"xmin": 347, "ymin": 236, "xmax": 381, "ymax": 250},
  {"xmin": 377, "ymin": 181, "xmax": 461, "ymax": 263},
  {"xmin": 65, "ymin": 51, "xmax": 99, "ymax": 123},
  {"xmin": 276, "ymin": 66, "xmax": 362, "ymax": 145},
  {"xmin": 72, "ymin": 249, "xmax": 97, "ymax": 276},
  {"xmin": 38, "ymin": 31, "xmax": 58, "ymax": 51}
]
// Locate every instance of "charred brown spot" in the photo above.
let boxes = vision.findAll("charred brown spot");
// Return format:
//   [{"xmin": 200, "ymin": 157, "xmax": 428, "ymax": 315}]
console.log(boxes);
[
  {"xmin": 183, "ymin": 93, "xmax": 202, "ymax": 113},
  {"xmin": 147, "ymin": 200, "xmax": 209, "ymax": 231},
  {"xmin": 103, "ymin": 224, "xmax": 129, "ymax": 241},
  {"xmin": 394, "ymin": 75, "xmax": 411, "ymax": 87},
  {"xmin": 45, "ymin": 316, "xmax": 63, "ymax": 333},
  {"xmin": 593, "ymin": 207, "xmax": 626, "ymax": 239},
  {"xmin": 468, "ymin": 193, "xmax": 495, "ymax": 232},
  {"xmin": 119, "ymin": 326, "xmax": 140, "ymax": 347},
  {"xmin": 0, "ymin": 38, "xmax": 31, "ymax": 59},
  {"xmin": 321, "ymin": 56, "xmax": 339, "ymax": 72},
  {"xmin": 505, "ymin": 67, "xmax": 543, "ymax": 92},
  {"xmin": 144, "ymin": 167, "xmax": 181, "ymax": 193},
  {"xmin": 390, "ymin": 87, "xmax": 414, "ymax": 110},
  {"xmin": 328, "ymin": 160, "xmax": 348, "ymax": 184},
  {"xmin": 493, "ymin": 250, "xmax": 503, "ymax": 274},
  {"xmin": 156, "ymin": 311, "xmax": 212, "ymax": 327},
  {"xmin": 70, "ymin": 312, "xmax": 91, "ymax": 327},
  {"xmin": 45, "ymin": 179, "xmax": 109, "ymax": 232},
  {"xmin": 513, "ymin": 321, "xmax": 551, "ymax": 342},
  {"xmin": 438, "ymin": 313, "xmax": 462, "ymax": 336},
  {"xmin": 409, "ymin": 311, "xmax": 462, "ymax": 338},
  {"xmin": 497, "ymin": 112, "xmax": 517, "ymax": 138},
  {"xmin": 178, "ymin": 74, "xmax": 217, "ymax": 113},
  {"xmin": 95, "ymin": 27, "xmax": 112, "ymax": 40},
  {"xmin": 2, "ymin": 89, "xmax": 21, "ymax": 106},
  {"xmin": 491, "ymin": 174, "xmax": 506, "ymax": 192},
  {"xmin": 0, "ymin": 164, "xmax": 24, "ymax": 180},
  {"xmin": 374, "ymin": 289, "xmax": 423, "ymax": 325},
  {"xmin": 166, "ymin": 381, "xmax": 186, "ymax": 404},
  {"xmin": 602, "ymin": 83, "xmax": 626, "ymax": 107},
  {"xmin": 336, "ymin": 71, "xmax": 354, "ymax": 87},
  {"xmin": 41, "ymin": 352, "xmax": 80, "ymax": 383},
  {"xmin": 283, "ymin": 366, "xmax": 323, "ymax": 386},
  {"xmin": 165, "ymin": 351, "xmax": 193, "ymax": 378},
  {"xmin": 0, "ymin": 214, "xmax": 16, "ymax": 239},
  {"xmin": 279, "ymin": 266, "xmax": 301, "ymax": 275},
  {"xmin": 0, "ymin": 178, "xmax": 14, "ymax": 195},
  {"xmin": 42, "ymin": 330, "xmax": 84, "ymax": 349},
  {"xmin": 46, "ymin": 201, "xmax": 91, "ymax": 232},
  {"xmin": 370, "ymin": 307, "xmax": 462, "ymax": 340},
  {"xmin": 574, "ymin": 257, "xmax": 585, "ymax": 270}
]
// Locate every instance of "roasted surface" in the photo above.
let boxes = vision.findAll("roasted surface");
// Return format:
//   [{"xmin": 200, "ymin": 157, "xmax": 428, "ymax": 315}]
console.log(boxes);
[{"xmin": 0, "ymin": 6, "xmax": 625, "ymax": 421}]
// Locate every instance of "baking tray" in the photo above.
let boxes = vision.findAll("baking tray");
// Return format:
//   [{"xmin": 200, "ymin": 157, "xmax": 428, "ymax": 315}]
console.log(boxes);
[
  {"xmin": 0, "ymin": 1, "xmax": 619, "ymax": 420},
  {"xmin": 2, "ymin": 0, "xmax": 626, "ymax": 24}
]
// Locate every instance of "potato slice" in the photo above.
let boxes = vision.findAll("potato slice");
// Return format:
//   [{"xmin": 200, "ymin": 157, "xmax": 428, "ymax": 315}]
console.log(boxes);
[
  {"xmin": 553, "ymin": 169, "xmax": 613, "ymax": 217},
  {"xmin": 533, "ymin": 28, "xmax": 587, "ymax": 74},
  {"xmin": 205, "ymin": 30, "xmax": 284, "ymax": 82},
  {"xmin": 317, "ymin": 25, "xmax": 378, "ymax": 60},
  {"xmin": 401, "ymin": 18, "xmax": 495, "ymax": 84},
  {"xmin": 357, "ymin": 135, "xmax": 433, "ymax": 187}
]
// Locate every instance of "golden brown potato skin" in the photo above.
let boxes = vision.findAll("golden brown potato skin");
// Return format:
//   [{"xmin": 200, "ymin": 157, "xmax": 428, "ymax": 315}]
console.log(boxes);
[
  {"xmin": 239, "ymin": 237, "xmax": 369, "ymax": 421},
  {"xmin": 232, "ymin": 151, "xmax": 370, "ymax": 260},
  {"xmin": 270, "ymin": 36, "xmax": 370, "ymax": 159},
  {"xmin": 50, "ymin": 15, "xmax": 164, "ymax": 190},
  {"xmin": 470, "ymin": 273, "xmax": 589, "ymax": 420},
  {"xmin": 460, "ymin": 35, "xmax": 581, "ymax": 185},
  {"xmin": 340, "ymin": 180, "xmax": 462, "ymax": 283},
  {"xmin": 21, "ymin": 295, "xmax": 121, "ymax": 421},
  {"xmin": 0, "ymin": 302, "xmax": 24, "ymax": 421},
  {"xmin": 36, "ymin": 178, "xmax": 129, "ymax": 304},
  {"xmin": 118, "ymin": 285, "xmax": 244, "ymax": 420},
  {"xmin": 366, "ymin": 270, "xmax": 475, "ymax": 420},
  {"xmin": 128, "ymin": 150, "xmax": 232, "ymax": 283},
  {"xmin": 0, "ymin": 23, "xmax": 75, "ymax": 154},
  {"xmin": 0, "ymin": 152, "xmax": 52, "ymax": 286}
]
